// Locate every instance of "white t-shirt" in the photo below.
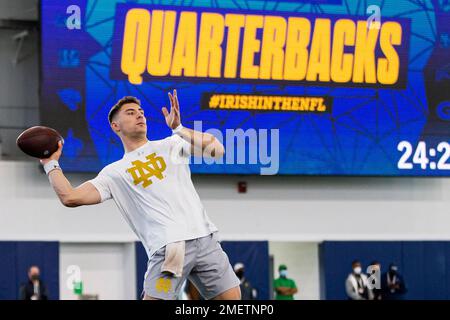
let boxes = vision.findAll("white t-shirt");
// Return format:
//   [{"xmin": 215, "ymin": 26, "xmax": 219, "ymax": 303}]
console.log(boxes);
[{"xmin": 88, "ymin": 134, "xmax": 218, "ymax": 258}]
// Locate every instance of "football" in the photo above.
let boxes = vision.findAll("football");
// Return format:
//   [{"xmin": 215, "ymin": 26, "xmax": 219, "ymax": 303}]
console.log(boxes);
[{"xmin": 16, "ymin": 126, "xmax": 63, "ymax": 159}]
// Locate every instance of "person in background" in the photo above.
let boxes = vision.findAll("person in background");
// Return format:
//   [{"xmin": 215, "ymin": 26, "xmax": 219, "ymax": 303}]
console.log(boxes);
[
  {"xmin": 233, "ymin": 262, "xmax": 258, "ymax": 300},
  {"xmin": 382, "ymin": 263, "xmax": 407, "ymax": 300},
  {"xmin": 19, "ymin": 266, "xmax": 49, "ymax": 300},
  {"xmin": 345, "ymin": 260, "xmax": 373, "ymax": 300},
  {"xmin": 273, "ymin": 264, "xmax": 298, "ymax": 300},
  {"xmin": 367, "ymin": 261, "xmax": 383, "ymax": 300}
]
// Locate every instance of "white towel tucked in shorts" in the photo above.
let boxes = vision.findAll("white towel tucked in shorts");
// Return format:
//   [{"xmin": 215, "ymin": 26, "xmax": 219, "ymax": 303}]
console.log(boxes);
[{"xmin": 161, "ymin": 241, "xmax": 185, "ymax": 277}]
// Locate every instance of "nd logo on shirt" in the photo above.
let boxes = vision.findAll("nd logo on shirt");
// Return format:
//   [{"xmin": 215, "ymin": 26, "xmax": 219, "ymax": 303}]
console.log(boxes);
[{"xmin": 126, "ymin": 153, "xmax": 167, "ymax": 188}]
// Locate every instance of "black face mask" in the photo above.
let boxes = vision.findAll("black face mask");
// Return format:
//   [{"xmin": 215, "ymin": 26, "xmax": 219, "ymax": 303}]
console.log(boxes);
[
  {"xmin": 236, "ymin": 270, "xmax": 244, "ymax": 279},
  {"xmin": 31, "ymin": 275, "xmax": 40, "ymax": 281}
]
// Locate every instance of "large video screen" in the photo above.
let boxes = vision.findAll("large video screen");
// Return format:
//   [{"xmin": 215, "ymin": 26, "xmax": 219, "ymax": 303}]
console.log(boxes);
[{"xmin": 40, "ymin": 0, "xmax": 450, "ymax": 176}]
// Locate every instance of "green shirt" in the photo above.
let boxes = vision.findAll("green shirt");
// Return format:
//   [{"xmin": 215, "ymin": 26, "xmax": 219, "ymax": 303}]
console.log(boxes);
[{"xmin": 273, "ymin": 277, "xmax": 297, "ymax": 300}]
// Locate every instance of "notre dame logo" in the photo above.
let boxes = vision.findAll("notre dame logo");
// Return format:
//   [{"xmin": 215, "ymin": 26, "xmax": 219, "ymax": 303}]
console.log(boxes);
[
  {"xmin": 126, "ymin": 153, "xmax": 167, "ymax": 188},
  {"xmin": 155, "ymin": 277, "xmax": 172, "ymax": 293}
]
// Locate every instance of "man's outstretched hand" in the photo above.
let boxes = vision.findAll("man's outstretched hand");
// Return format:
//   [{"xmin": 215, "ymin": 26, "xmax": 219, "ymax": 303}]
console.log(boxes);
[
  {"xmin": 40, "ymin": 140, "xmax": 63, "ymax": 165},
  {"xmin": 162, "ymin": 89, "xmax": 181, "ymax": 130}
]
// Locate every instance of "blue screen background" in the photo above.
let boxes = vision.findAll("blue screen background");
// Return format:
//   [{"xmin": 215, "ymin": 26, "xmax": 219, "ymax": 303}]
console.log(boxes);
[{"xmin": 40, "ymin": 0, "xmax": 450, "ymax": 176}]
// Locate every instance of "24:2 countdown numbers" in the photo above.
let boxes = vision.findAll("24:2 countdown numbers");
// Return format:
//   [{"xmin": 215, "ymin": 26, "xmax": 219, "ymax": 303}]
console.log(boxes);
[{"xmin": 397, "ymin": 141, "xmax": 450, "ymax": 170}]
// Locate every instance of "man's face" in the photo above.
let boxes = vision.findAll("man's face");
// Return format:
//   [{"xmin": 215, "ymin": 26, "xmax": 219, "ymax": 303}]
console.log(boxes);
[
  {"xmin": 352, "ymin": 263, "xmax": 362, "ymax": 274},
  {"xmin": 111, "ymin": 103, "xmax": 147, "ymax": 138},
  {"xmin": 368, "ymin": 263, "xmax": 380, "ymax": 275},
  {"xmin": 29, "ymin": 267, "xmax": 40, "ymax": 281}
]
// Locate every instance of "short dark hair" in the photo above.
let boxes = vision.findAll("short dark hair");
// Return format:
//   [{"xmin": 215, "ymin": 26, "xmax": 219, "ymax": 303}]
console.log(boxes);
[
  {"xmin": 351, "ymin": 260, "xmax": 361, "ymax": 266},
  {"xmin": 108, "ymin": 96, "xmax": 141, "ymax": 124}
]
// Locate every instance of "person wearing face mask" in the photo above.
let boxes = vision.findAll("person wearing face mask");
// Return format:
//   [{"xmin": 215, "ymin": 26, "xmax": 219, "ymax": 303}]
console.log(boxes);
[
  {"xmin": 19, "ymin": 266, "xmax": 49, "ymax": 300},
  {"xmin": 345, "ymin": 260, "xmax": 373, "ymax": 300},
  {"xmin": 273, "ymin": 264, "xmax": 297, "ymax": 300},
  {"xmin": 233, "ymin": 263, "xmax": 258, "ymax": 300},
  {"xmin": 381, "ymin": 263, "xmax": 406, "ymax": 300},
  {"xmin": 367, "ymin": 261, "xmax": 382, "ymax": 300}
]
